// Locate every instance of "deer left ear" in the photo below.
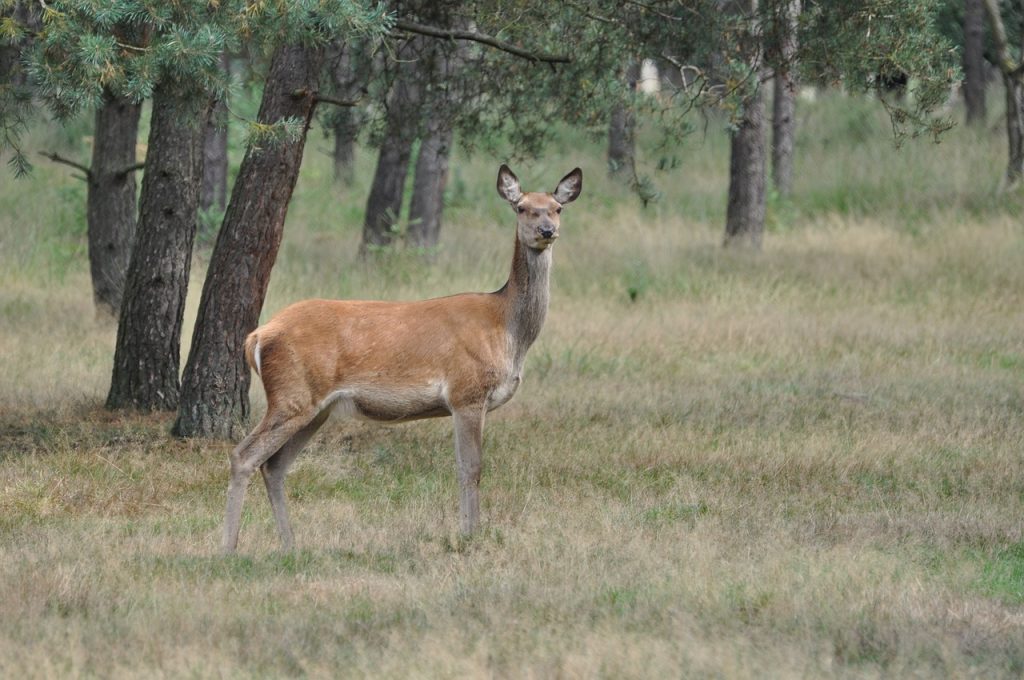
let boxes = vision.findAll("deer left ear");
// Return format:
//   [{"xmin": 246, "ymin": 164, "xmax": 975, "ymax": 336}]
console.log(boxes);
[{"xmin": 553, "ymin": 168, "xmax": 582, "ymax": 205}]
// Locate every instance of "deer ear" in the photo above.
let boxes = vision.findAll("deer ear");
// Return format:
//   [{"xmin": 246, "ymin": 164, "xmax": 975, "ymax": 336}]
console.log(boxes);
[
  {"xmin": 553, "ymin": 167, "xmax": 582, "ymax": 204},
  {"xmin": 497, "ymin": 164, "xmax": 522, "ymax": 204}
]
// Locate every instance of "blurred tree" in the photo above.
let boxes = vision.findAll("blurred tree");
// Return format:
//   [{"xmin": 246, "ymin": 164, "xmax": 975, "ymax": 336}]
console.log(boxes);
[
  {"xmin": 608, "ymin": 61, "xmax": 640, "ymax": 183},
  {"xmin": 361, "ymin": 35, "xmax": 423, "ymax": 252},
  {"xmin": 326, "ymin": 42, "xmax": 369, "ymax": 185},
  {"xmin": 724, "ymin": 0, "xmax": 768, "ymax": 249},
  {"xmin": 201, "ymin": 53, "xmax": 231, "ymax": 214},
  {"xmin": 771, "ymin": 0, "xmax": 799, "ymax": 197},
  {"xmin": 963, "ymin": 0, "xmax": 988, "ymax": 125},
  {"xmin": 982, "ymin": 0, "xmax": 1023, "ymax": 188}
]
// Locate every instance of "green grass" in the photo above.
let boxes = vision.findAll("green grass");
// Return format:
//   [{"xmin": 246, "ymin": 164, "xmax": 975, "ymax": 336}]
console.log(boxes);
[{"xmin": 1, "ymin": 92, "xmax": 1024, "ymax": 677}]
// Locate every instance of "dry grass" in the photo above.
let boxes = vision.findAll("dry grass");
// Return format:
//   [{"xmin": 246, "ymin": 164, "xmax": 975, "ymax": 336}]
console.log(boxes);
[{"xmin": 2, "ymin": 94, "xmax": 1024, "ymax": 677}]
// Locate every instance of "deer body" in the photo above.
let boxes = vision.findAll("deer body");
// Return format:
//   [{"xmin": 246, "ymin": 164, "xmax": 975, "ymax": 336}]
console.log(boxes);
[{"xmin": 222, "ymin": 165, "xmax": 581, "ymax": 553}]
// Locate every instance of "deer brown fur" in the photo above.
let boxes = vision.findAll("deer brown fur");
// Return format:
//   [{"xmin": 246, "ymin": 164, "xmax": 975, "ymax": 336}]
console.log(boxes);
[{"xmin": 222, "ymin": 164, "xmax": 582, "ymax": 553}]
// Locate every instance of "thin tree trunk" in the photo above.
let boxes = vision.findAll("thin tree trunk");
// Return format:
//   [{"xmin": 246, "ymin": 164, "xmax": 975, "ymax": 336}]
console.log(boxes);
[
  {"xmin": 771, "ymin": 0, "xmax": 799, "ymax": 197},
  {"xmin": 407, "ymin": 119, "xmax": 453, "ymax": 250},
  {"xmin": 725, "ymin": 86, "xmax": 767, "ymax": 248},
  {"xmin": 200, "ymin": 53, "xmax": 230, "ymax": 212},
  {"xmin": 1003, "ymin": 73, "xmax": 1024, "ymax": 187},
  {"xmin": 0, "ymin": 1, "xmax": 36, "ymax": 87},
  {"xmin": 87, "ymin": 90, "xmax": 142, "ymax": 318},
  {"xmin": 725, "ymin": 0, "xmax": 767, "ymax": 249},
  {"xmin": 174, "ymin": 45, "xmax": 324, "ymax": 439},
  {"xmin": 608, "ymin": 62, "xmax": 640, "ymax": 180},
  {"xmin": 332, "ymin": 108, "xmax": 357, "ymax": 185},
  {"xmin": 981, "ymin": 0, "xmax": 1024, "ymax": 188},
  {"xmin": 106, "ymin": 87, "xmax": 211, "ymax": 412},
  {"xmin": 331, "ymin": 46, "xmax": 361, "ymax": 185},
  {"xmin": 361, "ymin": 55, "xmax": 421, "ymax": 253},
  {"xmin": 963, "ymin": 0, "xmax": 987, "ymax": 126}
]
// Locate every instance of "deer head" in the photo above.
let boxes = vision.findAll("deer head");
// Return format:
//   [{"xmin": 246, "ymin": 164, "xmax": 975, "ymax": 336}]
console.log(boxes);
[{"xmin": 497, "ymin": 165, "xmax": 582, "ymax": 251}]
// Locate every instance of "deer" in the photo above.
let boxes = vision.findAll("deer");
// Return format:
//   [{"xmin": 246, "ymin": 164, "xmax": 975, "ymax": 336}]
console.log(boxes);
[{"xmin": 222, "ymin": 164, "xmax": 582, "ymax": 553}]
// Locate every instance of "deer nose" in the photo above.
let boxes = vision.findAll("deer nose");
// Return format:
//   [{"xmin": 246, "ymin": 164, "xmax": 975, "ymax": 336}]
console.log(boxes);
[{"xmin": 540, "ymin": 228, "xmax": 555, "ymax": 239}]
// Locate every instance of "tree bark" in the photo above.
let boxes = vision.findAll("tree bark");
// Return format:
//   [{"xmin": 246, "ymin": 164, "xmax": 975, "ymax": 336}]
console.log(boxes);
[
  {"xmin": 332, "ymin": 108, "xmax": 358, "ymax": 185},
  {"xmin": 173, "ymin": 45, "xmax": 324, "ymax": 439},
  {"xmin": 0, "ymin": 1, "xmax": 37, "ymax": 87},
  {"xmin": 200, "ymin": 53, "xmax": 230, "ymax": 212},
  {"xmin": 725, "ymin": 84, "xmax": 767, "ymax": 249},
  {"xmin": 87, "ymin": 90, "xmax": 142, "ymax": 318},
  {"xmin": 1003, "ymin": 73, "xmax": 1024, "ymax": 186},
  {"xmin": 331, "ymin": 46, "xmax": 361, "ymax": 185},
  {"xmin": 981, "ymin": 0, "xmax": 1024, "ymax": 188},
  {"xmin": 106, "ymin": 86, "xmax": 211, "ymax": 412},
  {"xmin": 608, "ymin": 62, "xmax": 640, "ymax": 181},
  {"xmin": 771, "ymin": 0, "xmax": 799, "ymax": 197},
  {"xmin": 963, "ymin": 0, "xmax": 987, "ymax": 126},
  {"xmin": 360, "ymin": 55, "xmax": 421, "ymax": 253},
  {"xmin": 407, "ymin": 119, "xmax": 453, "ymax": 250}
]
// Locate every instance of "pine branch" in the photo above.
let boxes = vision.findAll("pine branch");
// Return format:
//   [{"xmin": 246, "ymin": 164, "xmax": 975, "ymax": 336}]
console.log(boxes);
[
  {"xmin": 117, "ymin": 161, "xmax": 146, "ymax": 177},
  {"xmin": 291, "ymin": 89, "xmax": 363, "ymax": 108},
  {"xmin": 39, "ymin": 151, "xmax": 91, "ymax": 178},
  {"xmin": 393, "ymin": 18, "xmax": 570, "ymax": 64}
]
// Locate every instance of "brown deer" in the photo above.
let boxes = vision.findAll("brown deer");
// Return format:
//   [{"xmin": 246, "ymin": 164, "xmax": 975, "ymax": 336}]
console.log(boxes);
[{"xmin": 223, "ymin": 165, "xmax": 582, "ymax": 553}]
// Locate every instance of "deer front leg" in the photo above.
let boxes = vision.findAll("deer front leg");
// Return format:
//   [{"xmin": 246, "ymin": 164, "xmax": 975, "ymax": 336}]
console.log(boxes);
[{"xmin": 452, "ymin": 406, "xmax": 485, "ymax": 535}]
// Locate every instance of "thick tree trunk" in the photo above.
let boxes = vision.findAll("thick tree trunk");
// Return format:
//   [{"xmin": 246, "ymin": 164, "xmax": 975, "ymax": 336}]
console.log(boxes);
[
  {"xmin": 724, "ymin": 85, "xmax": 767, "ymax": 249},
  {"xmin": 106, "ymin": 87, "xmax": 211, "ymax": 412},
  {"xmin": 361, "ymin": 59, "xmax": 421, "ymax": 253},
  {"xmin": 1003, "ymin": 73, "xmax": 1024, "ymax": 187},
  {"xmin": 173, "ymin": 45, "xmax": 324, "ymax": 439},
  {"xmin": 963, "ymin": 0, "xmax": 987, "ymax": 126},
  {"xmin": 87, "ymin": 90, "xmax": 142, "ymax": 318},
  {"xmin": 608, "ymin": 62, "xmax": 640, "ymax": 180},
  {"xmin": 200, "ymin": 53, "xmax": 230, "ymax": 213},
  {"xmin": 771, "ymin": 0, "xmax": 799, "ymax": 197},
  {"xmin": 407, "ymin": 119, "xmax": 453, "ymax": 250}
]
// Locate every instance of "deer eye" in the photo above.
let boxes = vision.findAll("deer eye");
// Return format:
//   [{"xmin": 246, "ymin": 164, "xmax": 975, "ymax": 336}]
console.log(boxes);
[
  {"xmin": 517, "ymin": 205, "xmax": 526, "ymax": 214},
  {"xmin": 556, "ymin": 206, "xmax": 562, "ymax": 214}
]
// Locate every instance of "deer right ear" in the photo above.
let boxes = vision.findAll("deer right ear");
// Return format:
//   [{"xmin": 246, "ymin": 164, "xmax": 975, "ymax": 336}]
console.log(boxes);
[{"xmin": 497, "ymin": 164, "xmax": 523, "ymax": 204}]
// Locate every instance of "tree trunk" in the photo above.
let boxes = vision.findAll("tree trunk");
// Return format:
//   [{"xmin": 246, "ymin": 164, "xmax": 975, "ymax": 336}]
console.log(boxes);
[
  {"xmin": 87, "ymin": 90, "xmax": 142, "ymax": 318},
  {"xmin": 200, "ymin": 53, "xmax": 230, "ymax": 212},
  {"xmin": 331, "ymin": 46, "xmax": 361, "ymax": 185},
  {"xmin": 106, "ymin": 86, "xmax": 211, "ymax": 412},
  {"xmin": 981, "ymin": 0, "xmax": 1024, "ymax": 188},
  {"xmin": 0, "ymin": 1, "xmax": 37, "ymax": 87},
  {"xmin": 724, "ymin": 85, "xmax": 767, "ymax": 249},
  {"xmin": 963, "ymin": 0, "xmax": 987, "ymax": 126},
  {"xmin": 407, "ymin": 119, "xmax": 453, "ymax": 250},
  {"xmin": 771, "ymin": 0, "xmax": 799, "ymax": 197},
  {"xmin": 332, "ymin": 108, "xmax": 357, "ymax": 185},
  {"xmin": 173, "ymin": 45, "xmax": 324, "ymax": 439},
  {"xmin": 360, "ymin": 59, "xmax": 421, "ymax": 253},
  {"xmin": 608, "ymin": 62, "xmax": 640, "ymax": 180},
  {"xmin": 1003, "ymin": 72, "xmax": 1024, "ymax": 187}
]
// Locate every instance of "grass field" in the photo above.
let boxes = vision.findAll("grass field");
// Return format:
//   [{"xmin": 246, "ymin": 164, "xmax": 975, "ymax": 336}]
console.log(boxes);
[{"xmin": 2, "ymin": 93, "xmax": 1024, "ymax": 677}]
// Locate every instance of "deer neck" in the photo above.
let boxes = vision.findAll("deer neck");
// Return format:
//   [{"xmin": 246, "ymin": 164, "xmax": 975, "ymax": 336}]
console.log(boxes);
[{"xmin": 500, "ymin": 236, "xmax": 552, "ymax": 369}]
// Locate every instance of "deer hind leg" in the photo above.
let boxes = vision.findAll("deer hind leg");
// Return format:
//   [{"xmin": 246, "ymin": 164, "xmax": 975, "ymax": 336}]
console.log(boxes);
[
  {"xmin": 452, "ymin": 406, "xmax": 486, "ymax": 535},
  {"xmin": 260, "ymin": 409, "xmax": 330, "ymax": 551},
  {"xmin": 222, "ymin": 411, "xmax": 315, "ymax": 554}
]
